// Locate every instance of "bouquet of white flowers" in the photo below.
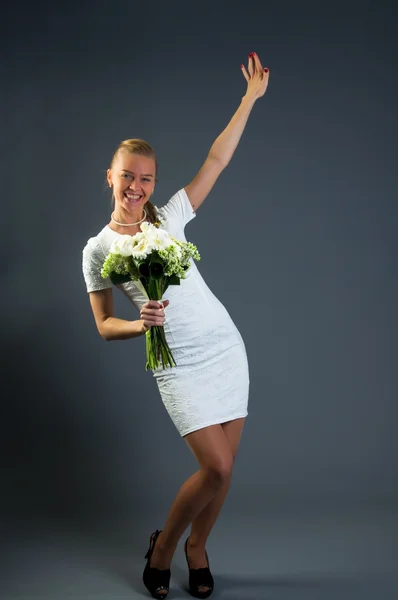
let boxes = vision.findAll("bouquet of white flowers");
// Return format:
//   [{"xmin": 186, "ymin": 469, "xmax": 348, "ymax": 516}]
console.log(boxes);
[{"xmin": 101, "ymin": 220, "xmax": 200, "ymax": 370}]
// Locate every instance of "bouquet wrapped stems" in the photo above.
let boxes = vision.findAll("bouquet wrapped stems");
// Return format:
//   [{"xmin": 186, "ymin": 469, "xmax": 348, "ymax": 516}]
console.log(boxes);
[
  {"xmin": 145, "ymin": 323, "xmax": 176, "ymax": 370},
  {"xmin": 144, "ymin": 275, "xmax": 176, "ymax": 370}
]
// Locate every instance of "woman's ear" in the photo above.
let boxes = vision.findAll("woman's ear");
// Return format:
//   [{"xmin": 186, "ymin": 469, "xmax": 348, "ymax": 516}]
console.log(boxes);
[{"xmin": 107, "ymin": 169, "xmax": 112, "ymax": 188}]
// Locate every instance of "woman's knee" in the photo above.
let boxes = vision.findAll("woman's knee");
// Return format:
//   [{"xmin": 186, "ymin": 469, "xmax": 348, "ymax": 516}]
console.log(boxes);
[{"xmin": 202, "ymin": 455, "xmax": 233, "ymax": 488}]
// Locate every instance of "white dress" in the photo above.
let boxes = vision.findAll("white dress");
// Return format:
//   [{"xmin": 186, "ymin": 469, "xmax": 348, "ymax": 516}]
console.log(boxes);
[{"xmin": 82, "ymin": 188, "xmax": 249, "ymax": 437}]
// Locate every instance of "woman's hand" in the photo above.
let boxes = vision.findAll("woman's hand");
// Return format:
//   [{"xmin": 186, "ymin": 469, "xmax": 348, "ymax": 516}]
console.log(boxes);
[
  {"xmin": 241, "ymin": 52, "xmax": 269, "ymax": 100},
  {"xmin": 140, "ymin": 299, "xmax": 170, "ymax": 332}
]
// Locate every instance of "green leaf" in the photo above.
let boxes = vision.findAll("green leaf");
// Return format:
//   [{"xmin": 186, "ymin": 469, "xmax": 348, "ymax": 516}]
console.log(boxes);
[
  {"xmin": 167, "ymin": 274, "xmax": 181, "ymax": 286},
  {"xmin": 110, "ymin": 271, "xmax": 132, "ymax": 286}
]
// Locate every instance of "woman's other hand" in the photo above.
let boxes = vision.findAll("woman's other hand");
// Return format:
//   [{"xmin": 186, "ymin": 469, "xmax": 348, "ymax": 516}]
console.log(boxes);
[{"xmin": 241, "ymin": 52, "xmax": 269, "ymax": 100}]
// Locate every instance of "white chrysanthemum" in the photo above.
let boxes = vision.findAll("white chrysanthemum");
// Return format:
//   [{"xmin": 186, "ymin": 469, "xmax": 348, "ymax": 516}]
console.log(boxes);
[
  {"xmin": 110, "ymin": 235, "xmax": 135, "ymax": 256},
  {"xmin": 131, "ymin": 232, "xmax": 154, "ymax": 259},
  {"xmin": 141, "ymin": 221, "xmax": 172, "ymax": 251},
  {"xmin": 140, "ymin": 222, "xmax": 154, "ymax": 235},
  {"xmin": 151, "ymin": 228, "xmax": 173, "ymax": 251}
]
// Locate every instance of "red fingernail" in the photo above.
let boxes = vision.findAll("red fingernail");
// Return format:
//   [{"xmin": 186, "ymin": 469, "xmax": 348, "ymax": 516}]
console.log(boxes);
[
  {"xmin": 264, "ymin": 68, "xmax": 269, "ymax": 72},
  {"xmin": 249, "ymin": 52, "xmax": 254, "ymax": 57}
]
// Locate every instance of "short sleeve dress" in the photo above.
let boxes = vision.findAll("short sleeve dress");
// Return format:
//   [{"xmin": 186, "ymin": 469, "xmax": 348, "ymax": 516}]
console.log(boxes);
[{"xmin": 82, "ymin": 188, "xmax": 249, "ymax": 437}]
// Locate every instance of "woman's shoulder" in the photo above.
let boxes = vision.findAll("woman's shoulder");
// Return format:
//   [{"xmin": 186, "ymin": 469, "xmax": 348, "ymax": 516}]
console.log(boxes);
[
  {"xmin": 82, "ymin": 226, "xmax": 111, "ymax": 257},
  {"xmin": 155, "ymin": 188, "xmax": 196, "ymax": 227}
]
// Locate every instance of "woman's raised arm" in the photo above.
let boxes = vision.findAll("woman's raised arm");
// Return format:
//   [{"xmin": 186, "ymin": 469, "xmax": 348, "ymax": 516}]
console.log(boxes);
[{"xmin": 184, "ymin": 51, "xmax": 269, "ymax": 211}]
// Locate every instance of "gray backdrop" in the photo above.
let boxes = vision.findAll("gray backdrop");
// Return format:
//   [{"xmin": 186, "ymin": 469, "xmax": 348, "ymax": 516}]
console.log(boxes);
[{"xmin": 2, "ymin": 0, "xmax": 397, "ymax": 598}]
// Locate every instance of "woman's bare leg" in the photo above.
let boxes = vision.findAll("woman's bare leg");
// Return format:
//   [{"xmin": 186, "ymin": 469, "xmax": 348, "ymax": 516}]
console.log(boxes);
[
  {"xmin": 185, "ymin": 418, "xmax": 246, "ymax": 593},
  {"xmin": 149, "ymin": 423, "xmax": 234, "ymax": 572},
  {"xmin": 188, "ymin": 418, "xmax": 245, "ymax": 550}
]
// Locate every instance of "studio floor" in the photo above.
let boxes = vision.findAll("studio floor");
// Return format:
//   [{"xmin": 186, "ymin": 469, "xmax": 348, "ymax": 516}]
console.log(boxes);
[{"xmin": 2, "ymin": 504, "xmax": 397, "ymax": 600}]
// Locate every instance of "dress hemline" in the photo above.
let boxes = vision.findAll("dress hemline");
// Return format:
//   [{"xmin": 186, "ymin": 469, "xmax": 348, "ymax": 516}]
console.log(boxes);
[{"xmin": 180, "ymin": 412, "xmax": 248, "ymax": 438}]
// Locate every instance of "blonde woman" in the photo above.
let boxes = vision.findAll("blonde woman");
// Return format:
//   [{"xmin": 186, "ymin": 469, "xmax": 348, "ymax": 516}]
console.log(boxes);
[{"xmin": 82, "ymin": 52, "xmax": 269, "ymax": 599}]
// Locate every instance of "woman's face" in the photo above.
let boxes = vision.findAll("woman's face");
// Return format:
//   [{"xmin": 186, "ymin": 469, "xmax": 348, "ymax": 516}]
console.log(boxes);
[{"xmin": 107, "ymin": 152, "xmax": 156, "ymax": 213}]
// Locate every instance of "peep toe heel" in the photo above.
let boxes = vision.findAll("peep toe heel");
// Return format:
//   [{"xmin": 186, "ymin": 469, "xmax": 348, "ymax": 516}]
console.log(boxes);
[
  {"xmin": 184, "ymin": 537, "xmax": 214, "ymax": 599},
  {"xmin": 143, "ymin": 529, "xmax": 171, "ymax": 599}
]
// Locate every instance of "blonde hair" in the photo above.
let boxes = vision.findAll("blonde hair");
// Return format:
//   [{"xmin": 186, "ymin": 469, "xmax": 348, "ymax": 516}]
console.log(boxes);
[{"xmin": 110, "ymin": 138, "xmax": 159, "ymax": 224}]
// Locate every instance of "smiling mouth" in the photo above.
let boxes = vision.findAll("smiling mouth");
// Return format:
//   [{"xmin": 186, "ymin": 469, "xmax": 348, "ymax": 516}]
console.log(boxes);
[{"xmin": 124, "ymin": 192, "xmax": 142, "ymax": 202}]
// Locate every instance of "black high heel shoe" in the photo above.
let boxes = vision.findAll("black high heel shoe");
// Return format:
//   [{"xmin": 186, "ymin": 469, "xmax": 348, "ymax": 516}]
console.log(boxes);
[
  {"xmin": 143, "ymin": 529, "xmax": 171, "ymax": 599},
  {"xmin": 184, "ymin": 537, "xmax": 214, "ymax": 599}
]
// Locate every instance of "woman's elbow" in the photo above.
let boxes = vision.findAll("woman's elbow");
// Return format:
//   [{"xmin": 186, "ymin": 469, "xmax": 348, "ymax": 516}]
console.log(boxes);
[{"xmin": 97, "ymin": 321, "xmax": 112, "ymax": 341}]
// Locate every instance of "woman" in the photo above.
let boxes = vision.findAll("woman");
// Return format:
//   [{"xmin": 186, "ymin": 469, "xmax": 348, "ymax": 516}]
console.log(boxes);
[{"xmin": 82, "ymin": 52, "xmax": 269, "ymax": 599}]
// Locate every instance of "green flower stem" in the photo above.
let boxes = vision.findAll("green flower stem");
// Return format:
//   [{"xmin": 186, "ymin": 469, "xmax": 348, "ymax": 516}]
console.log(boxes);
[
  {"xmin": 145, "ymin": 326, "xmax": 176, "ymax": 370},
  {"xmin": 139, "ymin": 275, "xmax": 176, "ymax": 370}
]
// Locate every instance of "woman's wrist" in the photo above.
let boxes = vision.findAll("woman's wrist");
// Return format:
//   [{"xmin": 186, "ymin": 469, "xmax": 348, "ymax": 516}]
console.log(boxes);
[{"xmin": 241, "ymin": 92, "xmax": 258, "ymax": 108}]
